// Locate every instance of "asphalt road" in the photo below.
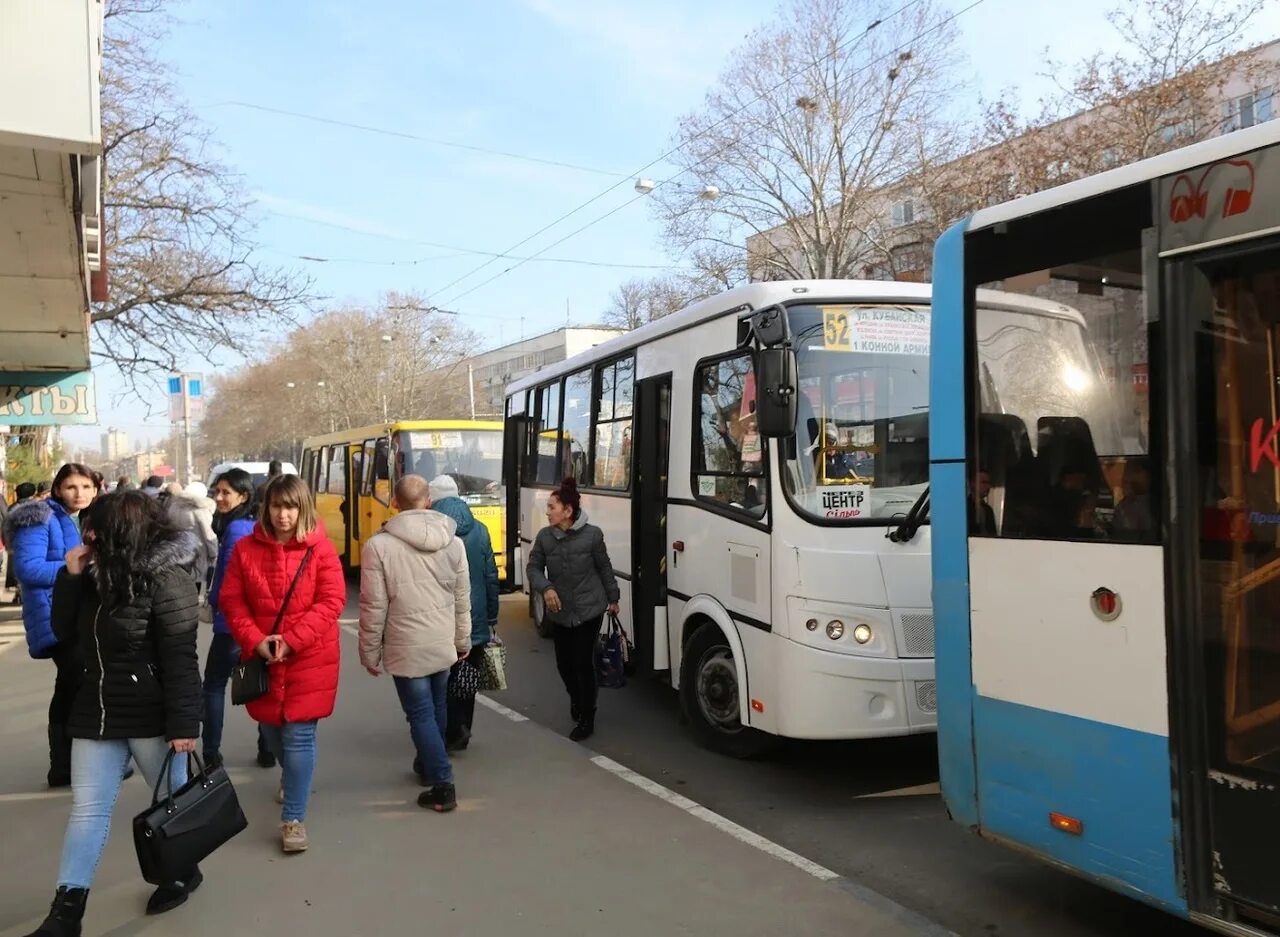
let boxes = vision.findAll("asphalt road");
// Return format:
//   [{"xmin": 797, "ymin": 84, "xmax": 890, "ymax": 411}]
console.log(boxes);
[{"xmin": 485, "ymin": 591, "xmax": 1203, "ymax": 937}]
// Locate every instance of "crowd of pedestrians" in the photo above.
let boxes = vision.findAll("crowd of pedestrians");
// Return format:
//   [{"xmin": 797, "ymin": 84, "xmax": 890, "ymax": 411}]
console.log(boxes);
[{"xmin": 1, "ymin": 467, "xmax": 617, "ymax": 936}]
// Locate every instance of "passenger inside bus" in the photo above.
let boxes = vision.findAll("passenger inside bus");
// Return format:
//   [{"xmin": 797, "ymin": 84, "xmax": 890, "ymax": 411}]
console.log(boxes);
[
  {"xmin": 969, "ymin": 469, "xmax": 997, "ymax": 535},
  {"xmin": 1112, "ymin": 458, "xmax": 1152, "ymax": 538}
]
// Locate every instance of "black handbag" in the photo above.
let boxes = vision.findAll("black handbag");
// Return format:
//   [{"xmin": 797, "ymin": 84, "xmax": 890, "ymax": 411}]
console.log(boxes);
[
  {"xmin": 231, "ymin": 547, "xmax": 314, "ymax": 706},
  {"xmin": 133, "ymin": 751, "xmax": 248, "ymax": 885},
  {"xmin": 447, "ymin": 657, "xmax": 480, "ymax": 701}
]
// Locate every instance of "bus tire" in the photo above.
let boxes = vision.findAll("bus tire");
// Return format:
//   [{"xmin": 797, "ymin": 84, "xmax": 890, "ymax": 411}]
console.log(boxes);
[
  {"xmin": 679, "ymin": 622, "xmax": 776, "ymax": 759},
  {"xmin": 531, "ymin": 590, "xmax": 555, "ymax": 639}
]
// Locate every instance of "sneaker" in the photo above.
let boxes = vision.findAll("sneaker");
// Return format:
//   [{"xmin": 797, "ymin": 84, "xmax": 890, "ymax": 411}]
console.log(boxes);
[
  {"xmin": 569, "ymin": 717, "xmax": 595, "ymax": 742},
  {"xmin": 280, "ymin": 820, "xmax": 308, "ymax": 853},
  {"xmin": 257, "ymin": 749, "xmax": 277, "ymax": 769},
  {"xmin": 417, "ymin": 783, "xmax": 457, "ymax": 812},
  {"xmin": 203, "ymin": 751, "xmax": 224, "ymax": 771}
]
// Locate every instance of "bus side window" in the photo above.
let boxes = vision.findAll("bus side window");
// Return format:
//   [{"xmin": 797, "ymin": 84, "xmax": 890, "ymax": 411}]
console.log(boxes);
[{"xmin": 372, "ymin": 439, "xmax": 391, "ymax": 505}]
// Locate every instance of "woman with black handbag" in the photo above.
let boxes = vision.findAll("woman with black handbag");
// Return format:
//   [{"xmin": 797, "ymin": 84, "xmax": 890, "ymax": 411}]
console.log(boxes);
[
  {"xmin": 526, "ymin": 477, "xmax": 620, "ymax": 742},
  {"xmin": 220, "ymin": 474, "xmax": 345, "ymax": 855},
  {"xmin": 25, "ymin": 490, "xmax": 203, "ymax": 937}
]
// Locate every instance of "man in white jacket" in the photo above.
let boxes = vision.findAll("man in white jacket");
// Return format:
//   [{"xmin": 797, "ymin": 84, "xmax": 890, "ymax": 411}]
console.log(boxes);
[{"xmin": 357, "ymin": 474, "xmax": 471, "ymax": 813}]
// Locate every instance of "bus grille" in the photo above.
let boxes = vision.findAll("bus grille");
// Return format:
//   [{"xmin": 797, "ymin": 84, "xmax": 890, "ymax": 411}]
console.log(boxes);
[
  {"xmin": 916, "ymin": 681, "xmax": 937, "ymax": 713},
  {"xmin": 900, "ymin": 613, "xmax": 935, "ymax": 657}
]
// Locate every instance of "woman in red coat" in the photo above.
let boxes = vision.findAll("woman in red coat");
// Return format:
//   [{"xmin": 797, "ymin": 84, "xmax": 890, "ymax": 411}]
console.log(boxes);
[{"xmin": 220, "ymin": 474, "xmax": 345, "ymax": 855}]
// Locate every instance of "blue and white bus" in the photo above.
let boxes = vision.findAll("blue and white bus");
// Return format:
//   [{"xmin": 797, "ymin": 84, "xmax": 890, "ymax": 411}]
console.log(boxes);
[{"xmin": 931, "ymin": 118, "xmax": 1280, "ymax": 935}]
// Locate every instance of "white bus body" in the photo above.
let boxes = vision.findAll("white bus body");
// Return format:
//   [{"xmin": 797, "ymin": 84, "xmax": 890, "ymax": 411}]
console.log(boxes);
[{"xmin": 504, "ymin": 280, "xmax": 1067, "ymax": 754}]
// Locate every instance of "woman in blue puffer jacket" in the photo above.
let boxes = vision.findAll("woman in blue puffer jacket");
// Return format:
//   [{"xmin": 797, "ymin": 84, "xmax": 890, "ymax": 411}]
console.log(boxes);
[
  {"xmin": 4, "ymin": 463, "xmax": 97, "ymax": 787},
  {"xmin": 202, "ymin": 468, "xmax": 275, "ymax": 769}
]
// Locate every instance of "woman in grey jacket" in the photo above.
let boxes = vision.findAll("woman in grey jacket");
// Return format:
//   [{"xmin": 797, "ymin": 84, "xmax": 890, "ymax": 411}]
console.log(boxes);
[{"xmin": 527, "ymin": 477, "xmax": 620, "ymax": 741}]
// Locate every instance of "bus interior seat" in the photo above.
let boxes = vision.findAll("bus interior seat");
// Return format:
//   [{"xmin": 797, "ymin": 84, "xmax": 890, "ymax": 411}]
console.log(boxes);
[
  {"xmin": 977, "ymin": 413, "xmax": 1038, "ymax": 536},
  {"xmin": 1036, "ymin": 416, "xmax": 1103, "ymax": 490}
]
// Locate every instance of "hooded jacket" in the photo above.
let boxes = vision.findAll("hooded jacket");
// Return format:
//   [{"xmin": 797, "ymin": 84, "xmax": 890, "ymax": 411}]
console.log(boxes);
[
  {"xmin": 220, "ymin": 524, "xmax": 346, "ymax": 726},
  {"xmin": 431, "ymin": 496, "xmax": 499, "ymax": 647},
  {"xmin": 527, "ymin": 509, "xmax": 619, "ymax": 627},
  {"xmin": 6, "ymin": 498, "xmax": 83, "ymax": 657},
  {"xmin": 208, "ymin": 504, "xmax": 256, "ymax": 636},
  {"xmin": 49, "ymin": 530, "xmax": 202, "ymax": 740},
  {"xmin": 358, "ymin": 509, "xmax": 471, "ymax": 678},
  {"xmin": 167, "ymin": 490, "xmax": 218, "ymax": 586}
]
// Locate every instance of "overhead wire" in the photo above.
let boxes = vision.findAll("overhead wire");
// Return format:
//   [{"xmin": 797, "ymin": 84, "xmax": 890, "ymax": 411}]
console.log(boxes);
[
  {"xmin": 202, "ymin": 100, "xmax": 627, "ymax": 178},
  {"xmin": 435, "ymin": 0, "xmax": 988, "ymax": 309}
]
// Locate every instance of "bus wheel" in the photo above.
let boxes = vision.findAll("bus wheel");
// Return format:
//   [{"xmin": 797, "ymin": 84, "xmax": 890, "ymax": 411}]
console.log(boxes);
[
  {"xmin": 679, "ymin": 623, "xmax": 775, "ymax": 759},
  {"xmin": 531, "ymin": 591, "xmax": 555, "ymax": 639}
]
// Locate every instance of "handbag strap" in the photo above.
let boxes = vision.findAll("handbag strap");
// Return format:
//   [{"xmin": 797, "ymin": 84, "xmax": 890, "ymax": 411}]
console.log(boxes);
[
  {"xmin": 149, "ymin": 750, "xmax": 209, "ymax": 807},
  {"xmin": 269, "ymin": 546, "xmax": 315, "ymax": 637}
]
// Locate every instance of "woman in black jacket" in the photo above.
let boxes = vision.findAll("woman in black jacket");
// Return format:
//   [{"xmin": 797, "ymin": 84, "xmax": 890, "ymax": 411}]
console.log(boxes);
[
  {"xmin": 527, "ymin": 477, "xmax": 620, "ymax": 742},
  {"xmin": 25, "ymin": 491, "xmax": 204, "ymax": 937}
]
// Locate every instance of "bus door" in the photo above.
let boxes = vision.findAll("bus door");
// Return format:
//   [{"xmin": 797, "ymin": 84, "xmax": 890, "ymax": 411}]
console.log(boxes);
[
  {"xmin": 632, "ymin": 373, "xmax": 672, "ymax": 674},
  {"xmin": 1172, "ymin": 232, "xmax": 1280, "ymax": 923},
  {"xmin": 503, "ymin": 401, "xmax": 529, "ymax": 590},
  {"xmin": 346, "ymin": 443, "xmax": 364, "ymax": 560}
]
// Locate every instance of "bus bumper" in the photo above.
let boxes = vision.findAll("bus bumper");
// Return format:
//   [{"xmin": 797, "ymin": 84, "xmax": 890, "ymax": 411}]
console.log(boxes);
[{"xmin": 764, "ymin": 637, "xmax": 937, "ymax": 740}]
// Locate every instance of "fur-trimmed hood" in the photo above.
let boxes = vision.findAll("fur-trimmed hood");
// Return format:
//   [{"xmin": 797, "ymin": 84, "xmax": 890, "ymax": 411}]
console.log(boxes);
[{"xmin": 3, "ymin": 498, "xmax": 62, "ymax": 549}]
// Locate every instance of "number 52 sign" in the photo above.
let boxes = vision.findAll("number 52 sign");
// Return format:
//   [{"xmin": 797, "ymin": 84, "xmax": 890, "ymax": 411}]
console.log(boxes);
[{"xmin": 822, "ymin": 305, "xmax": 930, "ymax": 356}]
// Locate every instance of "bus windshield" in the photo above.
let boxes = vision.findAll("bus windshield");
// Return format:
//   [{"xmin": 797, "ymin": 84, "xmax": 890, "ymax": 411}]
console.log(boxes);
[
  {"xmin": 400, "ymin": 429, "xmax": 503, "ymax": 504},
  {"xmin": 783, "ymin": 303, "xmax": 930, "ymax": 522}
]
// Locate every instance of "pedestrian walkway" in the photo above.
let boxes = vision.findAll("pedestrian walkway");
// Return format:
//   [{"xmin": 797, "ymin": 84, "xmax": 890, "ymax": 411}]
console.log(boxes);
[
  {"xmin": 0, "ymin": 624, "xmax": 938, "ymax": 937},
  {"xmin": 0, "ymin": 605, "xmax": 23, "ymax": 657}
]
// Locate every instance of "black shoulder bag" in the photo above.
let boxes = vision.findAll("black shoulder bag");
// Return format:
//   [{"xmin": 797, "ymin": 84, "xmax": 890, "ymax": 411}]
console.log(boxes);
[{"xmin": 230, "ymin": 547, "xmax": 314, "ymax": 706}]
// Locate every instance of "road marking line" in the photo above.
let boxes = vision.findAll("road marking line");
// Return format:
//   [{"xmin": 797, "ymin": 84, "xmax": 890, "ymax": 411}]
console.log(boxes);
[
  {"xmin": 591, "ymin": 754, "xmax": 838, "ymax": 880},
  {"xmin": 854, "ymin": 782, "xmax": 941, "ymax": 799},
  {"xmin": 476, "ymin": 693, "xmax": 528, "ymax": 722},
  {"xmin": 589, "ymin": 754, "xmax": 958, "ymax": 936},
  {"xmin": 0, "ymin": 790, "xmax": 71, "ymax": 803}
]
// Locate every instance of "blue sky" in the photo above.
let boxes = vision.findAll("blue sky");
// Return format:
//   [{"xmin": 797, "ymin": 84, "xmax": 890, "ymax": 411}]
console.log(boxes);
[{"xmin": 68, "ymin": 0, "xmax": 1280, "ymax": 451}]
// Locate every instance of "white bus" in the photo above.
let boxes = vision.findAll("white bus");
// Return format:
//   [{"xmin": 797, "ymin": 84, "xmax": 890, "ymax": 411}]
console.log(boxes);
[{"xmin": 503, "ymin": 280, "xmax": 945, "ymax": 756}]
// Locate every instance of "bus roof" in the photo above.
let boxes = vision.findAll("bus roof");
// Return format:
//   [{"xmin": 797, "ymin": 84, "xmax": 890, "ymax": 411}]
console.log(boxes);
[
  {"xmin": 506, "ymin": 279, "xmax": 939, "ymax": 396},
  {"xmin": 301, "ymin": 419, "xmax": 503, "ymax": 449},
  {"xmin": 967, "ymin": 120, "xmax": 1280, "ymax": 235},
  {"xmin": 506, "ymin": 280, "xmax": 1083, "ymax": 398}
]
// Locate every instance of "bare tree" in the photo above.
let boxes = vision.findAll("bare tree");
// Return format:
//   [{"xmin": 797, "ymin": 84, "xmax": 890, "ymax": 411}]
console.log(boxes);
[
  {"xmin": 198, "ymin": 295, "xmax": 479, "ymax": 461},
  {"xmin": 945, "ymin": 0, "xmax": 1280, "ymax": 208},
  {"xmin": 602, "ymin": 273, "xmax": 721, "ymax": 330},
  {"xmin": 653, "ymin": 0, "xmax": 965, "ymax": 282},
  {"xmin": 92, "ymin": 0, "xmax": 311, "ymax": 385}
]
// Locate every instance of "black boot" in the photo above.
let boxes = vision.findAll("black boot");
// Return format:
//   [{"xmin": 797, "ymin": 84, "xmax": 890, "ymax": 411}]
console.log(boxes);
[
  {"xmin": 569, "ymin": 711, "xmax": 595, "ymax": 742},
  {"xmin": 417, "ymin": 783, "xmax": 457, "ymax": 812},
  {"xmin": 570, "ymin": 700, "xmax": 581, "ymax": 722},
  {"xmin": 47, "ymin": 725, "xmax": 71, "ymax": 789},
  {"xmin": 256, "ymin": 730, "xmax": 276, "ymax": 768},
  {"xmin": 145, "ymin": 867, "xmax": 203, "ymax": 915},
  {"xmin": 24, "ymin": 886, "xmax": 87, "ymax": 937}
]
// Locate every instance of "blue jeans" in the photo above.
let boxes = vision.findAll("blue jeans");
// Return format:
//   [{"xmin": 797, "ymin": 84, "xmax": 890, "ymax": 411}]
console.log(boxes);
[
  {"xmin": 259, "ymin": 721, "xmax": 317, "ymax": 822},
  {"xmin": 57, "ymin": 737, "xmax": 188, "ymax": 889},
  {"xmin": 203, "ymin": 632, "xmax": 271, "ymax": 761},
  {"xmin": 393, "ymin": 672, "xmax": 453, "ymax": 785}
]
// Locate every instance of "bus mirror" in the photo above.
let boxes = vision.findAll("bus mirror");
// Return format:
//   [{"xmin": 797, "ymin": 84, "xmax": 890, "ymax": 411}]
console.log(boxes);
[
  {"xmin": 755, "ymin": 347, "xmax": 798, "ymax": 438},
  {"xmin": 749, "ymin": 305, "xmax": 791, "ymax": 348}
]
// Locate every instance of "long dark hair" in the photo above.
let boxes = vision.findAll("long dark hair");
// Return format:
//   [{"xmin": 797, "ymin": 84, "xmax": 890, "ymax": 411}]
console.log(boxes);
[
  {"xmin": 83, "ymin": 490, "xmax": 180, "ymax": 604},
  {"xmin": 50, "ymin": 462, "xmax": 95, "ymax": 507}
]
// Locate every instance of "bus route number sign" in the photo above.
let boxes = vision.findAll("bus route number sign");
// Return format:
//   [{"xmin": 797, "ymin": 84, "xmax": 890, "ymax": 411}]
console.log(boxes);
[{"xmin": 822, "ymin": 306, "xmax": 930, "ymax": 356}]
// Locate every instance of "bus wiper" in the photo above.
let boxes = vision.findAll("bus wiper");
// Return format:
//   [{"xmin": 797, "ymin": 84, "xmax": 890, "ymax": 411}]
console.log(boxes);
[{"xmin": 889, "ymin": 487, "xmax": 930, "ymax": 543}]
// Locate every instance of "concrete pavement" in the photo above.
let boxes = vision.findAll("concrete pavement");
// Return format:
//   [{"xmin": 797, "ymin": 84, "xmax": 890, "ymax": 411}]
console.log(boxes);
[{"xmin": 0, "ymin": 614, "xmax": 942, "ymax": 937}]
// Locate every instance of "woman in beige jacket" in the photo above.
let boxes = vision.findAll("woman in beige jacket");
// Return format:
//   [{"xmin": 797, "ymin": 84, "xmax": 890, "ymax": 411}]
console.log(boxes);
[{"xmin": 357, "ymin": 475, "xmax": 471, "ymax": 812}]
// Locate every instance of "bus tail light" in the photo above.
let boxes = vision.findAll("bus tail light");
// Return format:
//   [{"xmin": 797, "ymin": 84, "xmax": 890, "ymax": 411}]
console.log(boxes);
[
  {"xmin": 1049, "ymin": 812, "xmax": 1083, "ymax": 836},
  {"xmin": 750, "ymin": 699, "xmax": 764, "ymax": 713}
]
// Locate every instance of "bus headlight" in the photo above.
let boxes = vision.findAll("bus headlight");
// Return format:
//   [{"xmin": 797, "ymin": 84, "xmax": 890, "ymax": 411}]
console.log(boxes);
[
  {"xmin": 852, "ymin": 623, "xmax": 873, "ymax": 644},
  {"xmin": 826, "ymin": 620, "xmax": 845, "ymax": 640}
]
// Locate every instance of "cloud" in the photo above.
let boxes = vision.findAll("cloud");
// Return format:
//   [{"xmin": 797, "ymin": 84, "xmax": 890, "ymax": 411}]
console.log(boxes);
[{"xmin": 519, "ymin": 0, "xmax": 748, "ymax": 88}]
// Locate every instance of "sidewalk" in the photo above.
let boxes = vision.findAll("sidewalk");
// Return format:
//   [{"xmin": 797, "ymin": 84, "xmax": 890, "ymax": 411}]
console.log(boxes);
[{"xmin": 0, "ymin": 625, "xmax": 932, "ymax": 937}]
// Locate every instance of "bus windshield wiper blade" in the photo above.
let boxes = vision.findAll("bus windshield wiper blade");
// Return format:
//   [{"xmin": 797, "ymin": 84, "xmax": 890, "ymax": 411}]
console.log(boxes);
[{"xmin": 889, "ymin": 487, "xmax": 930, "ymax": 543}]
